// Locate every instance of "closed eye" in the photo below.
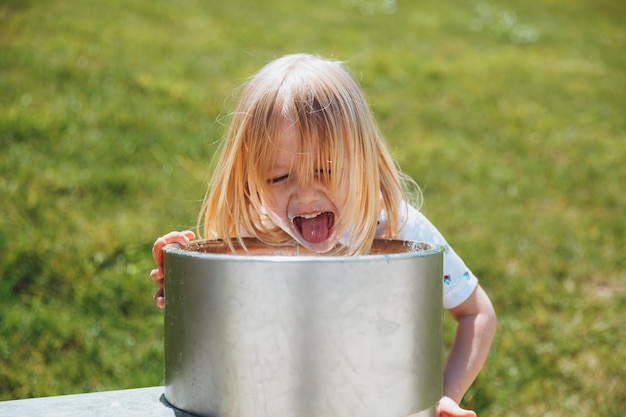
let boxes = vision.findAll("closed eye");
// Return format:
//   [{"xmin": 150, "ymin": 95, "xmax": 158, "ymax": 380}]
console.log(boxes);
[
  {"xmin": 268, "ymin": 174, "xmax": 290, "ymax": 184},
  {"xmin": 315, "ymin": 168, "xmax": 330, "ymax": 175},
  {"xmin": 315, "ymin": 169, "xmax": 331, "ymax": 178}
]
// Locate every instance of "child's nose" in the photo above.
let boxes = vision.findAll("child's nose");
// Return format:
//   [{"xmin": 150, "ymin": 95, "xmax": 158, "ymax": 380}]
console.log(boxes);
[{"xmin": 293, "ymin": 179, "xmax": 325, "ymax": 200}]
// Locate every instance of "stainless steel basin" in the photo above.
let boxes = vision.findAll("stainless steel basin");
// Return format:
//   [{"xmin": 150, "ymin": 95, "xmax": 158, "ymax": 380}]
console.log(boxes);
[{"xmin": 163, "ymin": 238, "xmax": 443, "ymax": 417}]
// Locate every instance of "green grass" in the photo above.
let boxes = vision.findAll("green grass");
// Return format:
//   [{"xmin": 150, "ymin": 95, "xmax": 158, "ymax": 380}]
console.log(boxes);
[{"xmin": 1, "ymin": 0, "xmax": 625, "ymax": 415}]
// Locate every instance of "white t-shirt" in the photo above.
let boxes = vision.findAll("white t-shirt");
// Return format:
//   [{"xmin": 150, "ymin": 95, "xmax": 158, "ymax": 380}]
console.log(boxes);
[{"xmin": 375, "ymin": 204, "xmax": 478, "ymax": 309}]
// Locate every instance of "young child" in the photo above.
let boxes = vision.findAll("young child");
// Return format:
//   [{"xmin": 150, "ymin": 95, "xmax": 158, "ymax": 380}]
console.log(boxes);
[{"xmin": 150, "ymin": 54, "xmax": 496, "ymax": 417}]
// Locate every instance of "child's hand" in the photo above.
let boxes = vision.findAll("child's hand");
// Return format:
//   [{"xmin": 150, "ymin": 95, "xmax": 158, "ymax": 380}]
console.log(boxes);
[
  {"xmin": 150, "ymin": 230, "xmax": 195, "ymax": 308},
  {"xmin": 436, "ymin": 396, "xmax": 476, "ymax": 417}
]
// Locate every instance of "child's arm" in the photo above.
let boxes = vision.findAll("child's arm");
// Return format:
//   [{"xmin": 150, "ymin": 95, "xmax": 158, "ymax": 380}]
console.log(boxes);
[
  {"xmin": 438, "ymin": 284, "xmax": 496, "ymax": 417},
  {"xmin": 150, "ymin": 230, "xmax": 196, "ymax": 308}
]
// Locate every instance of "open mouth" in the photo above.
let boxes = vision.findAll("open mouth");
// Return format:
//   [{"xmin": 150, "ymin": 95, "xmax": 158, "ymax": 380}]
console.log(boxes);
[{"xmin": 292, "ymin": 212, "xmax": 335, "ymax": 244}]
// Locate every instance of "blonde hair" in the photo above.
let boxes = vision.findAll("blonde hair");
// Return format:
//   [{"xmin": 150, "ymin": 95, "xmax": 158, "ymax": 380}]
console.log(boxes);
[{"xmin": 198, "ymin": 54, "xmax": 420, "ymax": 255}]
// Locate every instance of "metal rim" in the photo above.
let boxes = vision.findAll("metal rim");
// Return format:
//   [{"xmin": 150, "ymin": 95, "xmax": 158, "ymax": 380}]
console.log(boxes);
[{"xmin": 163, "ymin": 238, "xmax": 444, "ymax": 263}]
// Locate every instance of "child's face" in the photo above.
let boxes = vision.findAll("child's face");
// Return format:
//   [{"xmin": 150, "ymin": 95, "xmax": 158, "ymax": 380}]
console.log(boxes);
[{"xmin": 260, "ymin": 121, "xmax": 349, "ymax": 253}]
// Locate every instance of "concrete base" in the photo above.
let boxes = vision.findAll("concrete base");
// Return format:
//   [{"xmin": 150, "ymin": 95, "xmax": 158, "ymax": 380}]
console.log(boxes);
[
  {"xmin": 0, "ymin": 387, "xmax": 193, "ymax": 417},
  {"xmin": 0, "ymin": 387, "xmax": 437, "ymax": 417}
]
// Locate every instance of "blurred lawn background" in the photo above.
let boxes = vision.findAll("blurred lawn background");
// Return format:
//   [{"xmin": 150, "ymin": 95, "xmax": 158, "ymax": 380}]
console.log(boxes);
[{"xmin": 1, "ymin": 0, "xmax": 624, "ymax": 415}]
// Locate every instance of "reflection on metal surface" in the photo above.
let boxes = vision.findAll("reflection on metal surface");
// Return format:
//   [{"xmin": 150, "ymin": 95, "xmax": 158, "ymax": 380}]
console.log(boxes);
[{"xmin": 164, "ymin": 239, "xmax": 443, "ymax": 417}]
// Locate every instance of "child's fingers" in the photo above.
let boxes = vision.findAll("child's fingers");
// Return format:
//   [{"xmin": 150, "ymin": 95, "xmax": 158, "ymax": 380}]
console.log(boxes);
[
  {"xmin": 152, "ymin": 231, "xmax": 195, "ymax": 265},
  {"xmin": 154, "ymin": 287, "xmax": 165, "ymax": 309},
  {"xmin": 150, "ymin": 231, "xmax": 195, "ymax": 308},
  {"xmin": 150, "ymin": 267, "xmax": 164, "ymax": 283},
  {"xmin": 161, "ymin": 230, "xmax": 194, "ymax": 242},
  {"xmin": 436, "ymin": 397, "xmax": 476, "ymax": 417},
  {"xmin": 150, "ymin": 267, "xmax": 165, "ymax": 308},
  {"xmin": 152, "ymin": 237, "xmax": 168, "ymax": 265}
]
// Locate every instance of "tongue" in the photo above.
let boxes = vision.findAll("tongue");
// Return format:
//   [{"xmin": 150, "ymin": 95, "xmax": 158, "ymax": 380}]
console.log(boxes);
[{"xmin": 298, "ymin": 214, "xmax": 331, "ymax": 244}]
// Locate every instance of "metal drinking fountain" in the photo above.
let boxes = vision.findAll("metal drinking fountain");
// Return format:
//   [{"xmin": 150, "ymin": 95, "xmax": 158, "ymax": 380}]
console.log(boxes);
[{"xmin": 163, "ymin": 238, "xmax": 443, "ymax": 417}]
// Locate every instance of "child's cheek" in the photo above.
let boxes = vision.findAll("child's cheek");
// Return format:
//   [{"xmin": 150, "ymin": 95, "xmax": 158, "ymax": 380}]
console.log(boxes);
[{"xmin": 261, "ymin": 188, "xmax": 287, "ymax": 214}]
